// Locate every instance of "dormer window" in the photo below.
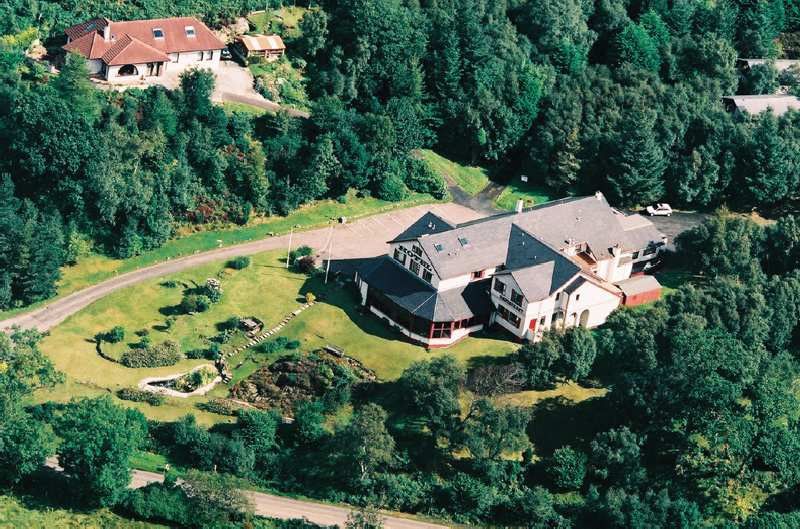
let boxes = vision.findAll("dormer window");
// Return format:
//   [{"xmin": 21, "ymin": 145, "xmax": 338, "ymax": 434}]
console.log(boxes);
[
  {"xmin": 185, "ymin": 26, "xmax": 196, "ymax": 37},
  {"xmin": 152, "ymin": 28, "xmax": 165, "ymax": 39},
  {"xmin": 458, "ymin": 236, "xmax": 469, "ymax": 246},
  {"xmin": 434, "ymin": 243, "xmax": 444, "ymax": 252}
]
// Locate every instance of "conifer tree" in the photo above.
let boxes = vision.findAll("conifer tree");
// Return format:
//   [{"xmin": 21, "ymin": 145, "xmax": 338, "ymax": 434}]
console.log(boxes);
[{"xmin": 608, "ymin": 108, "xmax": 666, "ymax": 207}]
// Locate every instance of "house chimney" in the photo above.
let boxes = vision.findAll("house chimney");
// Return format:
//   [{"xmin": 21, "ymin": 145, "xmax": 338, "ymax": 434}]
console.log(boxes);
[
  {"xmin": 515, "ymin": 199, "xmax": 524, "ymax": 213},
  {"xmin": 103, "ymin": 23, "xmax": 111, "ymax": 42},
  {"xmin": 594, "ymin": 191, "xmax": 603, "ymax": 201}
]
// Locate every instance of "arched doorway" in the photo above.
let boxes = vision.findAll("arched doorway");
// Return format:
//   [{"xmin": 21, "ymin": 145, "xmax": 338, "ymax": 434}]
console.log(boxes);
[
  {"xmin": 118, "ymin": 64, "xmax": 139, "ymax": 77},
  {"xmin": 579, "ymin": 309, "xmax": 590, "ymax": 328}
]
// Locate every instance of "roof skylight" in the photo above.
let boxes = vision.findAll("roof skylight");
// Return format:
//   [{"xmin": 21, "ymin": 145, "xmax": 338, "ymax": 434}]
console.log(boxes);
[
  {"xmin": 185, "ymin": 26, "xmax": 196, "ymax": 37},
  {"xmin": 152, "ymin": 28, "xmax": 164, "ymax": 38}
]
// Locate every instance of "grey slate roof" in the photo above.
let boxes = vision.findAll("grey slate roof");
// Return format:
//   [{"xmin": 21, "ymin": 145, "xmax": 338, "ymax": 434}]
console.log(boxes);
[
  {"xmin": 563, "ymin": 276, "xmax": 587, "ymax": 295},
  {"xmin": 722, "ymin": 95, "xmax": 800, "ymax": 116},
  {"xmin": 615, "ymin": 275, "xmax": 661, "ymax": 296},
  {"xmin": 413, "ymin": 194, "xmax": 663, "ymax": 279},
  {"xmin": 359, "ymin": 256, "xmax": 491, "ymax": 321},
  {"xmin": 389, "ymin": 212, "xmax": 455, "ymax": 243}
]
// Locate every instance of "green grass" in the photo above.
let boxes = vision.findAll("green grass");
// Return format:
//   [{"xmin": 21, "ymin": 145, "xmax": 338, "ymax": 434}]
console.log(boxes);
[
  {"xmin": 248, "ymin": 7, "xmax": 308, "ymax": 37},
  {"xmin": 0, "ymin": 495, "xmax": 166, "ymax": 529},
  {"xmin": 129, "ymin": 451, "xmax": 172, "ymax": 474},
  {"xmin": 655, "ymin": 265, "xmax": 700, "ymax": 296},
  {"xmin": 35, "ymin": 250, "xmax": 518, "ymax": 424},
  {"xmin": 416, "ymin": 149, "xmax": 490, "ymax": 196},
  {"xmin": 495, "ymin": 179, "xmax": 554, "ymax": 211},
  {"xmin": 0, "ymin": 191, "xmax": 438, "ymax": 321},
  {"xmin": 221, "ymin": 101, "xmax": 269, "ymax": 116}
]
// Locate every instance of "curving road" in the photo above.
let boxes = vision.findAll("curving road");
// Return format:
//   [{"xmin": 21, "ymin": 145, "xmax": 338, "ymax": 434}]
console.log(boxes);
[
  {"xmin": 0, "ymin": 203, "xmax": 482, "ymax": 333},
  {"xmin": 45, "ymin": 458, "xmax": 447, "ymax": 529}
]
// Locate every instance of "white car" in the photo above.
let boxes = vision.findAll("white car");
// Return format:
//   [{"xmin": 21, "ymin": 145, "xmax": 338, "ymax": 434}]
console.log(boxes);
[{"xmin": 646, "ymin": 203, "xmax": 672, "ymax": 216}]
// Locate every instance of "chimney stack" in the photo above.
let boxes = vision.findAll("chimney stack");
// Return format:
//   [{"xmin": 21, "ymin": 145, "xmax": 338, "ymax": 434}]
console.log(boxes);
[
  {"xmin": 594, "ymin": 191, "xmax": 603, "ymax": 201},
  {"xmin": 103, "ymin": 23, "xmax": 111, "ymax": 42},
  {"xmin": 515, "ymin": 199, "xmax": 524, "ymax": 213}
]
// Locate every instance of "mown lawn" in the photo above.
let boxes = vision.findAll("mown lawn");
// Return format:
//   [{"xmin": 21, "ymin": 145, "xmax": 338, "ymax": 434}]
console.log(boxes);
[
  {"xmin": 221, "ymin": 100, "xmax": 269, "ymax": 116},
  {"xmin": 35, "ymin": 249, "xmax": 518, "ymax": 424},
  {"xmin": 495, "ymin": 179, "xmax": 553, "ymax": 211},
  {"xmin": 0, "ymin": 191, "xmax": 438, "ymax": 321},
  {"xmin": 248, "ymin": 7, "xmax": 308, "ymax": 37},
  {"xmin": 416, "ymin": 149, "xmax": 490, "ymax": 196},
  {"xmin": 0, "ymin": 495, "xmax": 166, "ymax": 529}
]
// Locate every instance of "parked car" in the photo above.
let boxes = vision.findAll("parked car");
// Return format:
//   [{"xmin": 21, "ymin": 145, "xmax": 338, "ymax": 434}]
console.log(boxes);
[
  {"xmin": 646, "ymin": 203, "xmax": 673, "ymax": 216},
  {"xmin": 221, "ymin": 47, "xmax": 232, "ymax": 60}
]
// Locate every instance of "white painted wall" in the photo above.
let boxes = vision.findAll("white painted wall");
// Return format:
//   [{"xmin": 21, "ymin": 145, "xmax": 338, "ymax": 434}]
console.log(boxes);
[
  {"xmin": 368, "ymin": 306, "xmax": 482, "ymax": 347},
  {"xmin": 87, "ymin": 59, "xmax": 104, "ymax": 74},
  {"xmin": 167, "ymin": 50, "xmax": 221, "ymax": 71}
]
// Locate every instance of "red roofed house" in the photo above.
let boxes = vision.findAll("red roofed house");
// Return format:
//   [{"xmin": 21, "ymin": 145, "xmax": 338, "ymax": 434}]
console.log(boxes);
[{"xmin": 63, "ymin": 17, "xmax": 225, "ymax": 83}]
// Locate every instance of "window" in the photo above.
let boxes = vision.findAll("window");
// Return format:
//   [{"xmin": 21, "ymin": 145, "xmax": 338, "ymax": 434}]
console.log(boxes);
[
  {"xmin": 555, "ymin": 292, "xmax": 561, "ymax": 301},
  {"xmin": 510, "ymin": 290, "xmax": 524, "ymax": 306},
  {"xmin": 422, "ymin": 270, "xmax": 433, "ymax": 283},
  {"xmin": 393, "ymin": 248, "xmax": 406, "ymax": 265},
  {"xmin": 539, "ymin": 316, "xmax": 546, "ymax": 325},
  {"xmin": 206, "ymin": 50, "xmax": 213, "ymax": 61},
  {"xmin": 458, "ymin": 236, "xmax": 469, "ymax": 246},
  {"xmin": 497, "ymin": 305, "xmax": 521, "ymax": 328},
  {"xmin": 575, "ymin": 294, "xmax": 581, "ymax": 301},
  {"xmin": 472, "ymin": 270, "xmax": 484, "ymax": 279},
  {"xmin": 152, "ymin": 28, "xmax": 165, "ymax": 39},
  {"xmin": 434, "ymin": 243, "xmax": 444, "ymax": 252},
  {"xmin": 410, "ymin": 260, "xmax": 420, "ymax": 275},
  {"xmin": 493, "ymin": 280, "xmax": 506, "ymax": 294},
  {"xmin": 632, "ymin": 251, "xmax": 640, "ymax": 259},
  {"xmin": 185, "ymin": 25, "xmax": 196, "ymax": 37},
  {"xmin": 643, "ymin": 246, "xmax": 657, "ymax": 256},
  {"xmin": 412, "ymin": 245, "xmax": 423, "ymax": 257},
  {"xmin": 431, "ymin": 322, "xmax": 452, "ymax": 339}
]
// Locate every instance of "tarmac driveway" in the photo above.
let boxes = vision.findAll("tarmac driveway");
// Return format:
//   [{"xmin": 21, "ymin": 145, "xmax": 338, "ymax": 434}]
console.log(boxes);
[
  {"xmin": 0, "ymin": 203, "xmax": 481, "ymax": 333},
  {"xmin": 646, "ymin": 211, "xmax": 710, "ymax": 249}
]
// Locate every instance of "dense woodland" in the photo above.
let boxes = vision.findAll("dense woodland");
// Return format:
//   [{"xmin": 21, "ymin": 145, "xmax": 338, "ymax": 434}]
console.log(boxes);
[
  {"xmin": 1, "ymin": 213, "xmax": 799, "ymax": 528},
  {"xmin": 2, "ymin": 0, "xmax": 800, "ymax": 527},
  {"xmin": 1, "ymin": 0, "xmax": 800, "ymax": 310}
]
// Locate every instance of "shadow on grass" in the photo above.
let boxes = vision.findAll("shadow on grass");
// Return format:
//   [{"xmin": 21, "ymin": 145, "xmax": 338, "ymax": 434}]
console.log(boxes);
[
  {"xmin": 528, "ymin": 394, "xmax": 617, "ymax": 458},
  {"xmin": 13, "ymin": 468, "xmax": 93, "ymax": 513}
]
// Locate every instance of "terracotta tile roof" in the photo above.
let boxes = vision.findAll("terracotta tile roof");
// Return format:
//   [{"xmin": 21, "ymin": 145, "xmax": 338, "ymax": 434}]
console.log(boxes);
[
  {"xmin": 239, "ymin": 34, "xmax": 286, "ymax": 52},
  {"xmin": 63, "ymin": 16, "xmax": 225, "ymax": 64},
  {"xmin": 63, "ymin": 31, "xmax": 112, "ymax": 59},
  {"xmin": 101, "ymin": 34, "xmax": 170, "ymax": 65},
  {"xmin": 64, "ymin": 17, "xmax": 110, "ymax": 41}
]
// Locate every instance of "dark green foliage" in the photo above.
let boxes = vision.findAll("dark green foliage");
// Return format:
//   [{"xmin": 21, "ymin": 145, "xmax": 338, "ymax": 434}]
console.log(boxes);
[
  {"xmin": 105, "ymin": 325, "xmax": 126, "ymax": 344},
  {"xmin": 122, "ymin": 471, "xmax": 253, "ymax": 528},
  {"xmin": 227, "ymin": 256, "xmax": 251, "ymax": 270},
  {"xmin": 607, "ymin": 108, "xmax": 666, "ymax": 207},
  {"xmin": 289, "ymin": 245, "xmax": 314, "ymax": 263},
  {"xmin": 56, "ymin": 396, "xmax": 147, "ymax": 507},
  {"xmin": 181, "ymin": 294, "xmax": 212, "ymax": 314},
  {"xmin": 398, "ymin": 356, "xmax": 463, "ymax": 439},
  {"xmin": 120, "ymin": 340, "xmax": 182, "ymax": 368},
  {"xmin": 548, "ymin": 446, "xmax": 588, "ymax": 490},
  {"xmin": 676, "ymin": 214, "xmax": 765, "ymax": 280},
  {"xmin": 116, "ymin": 387, "xmax": 166, "ymax": 406}
]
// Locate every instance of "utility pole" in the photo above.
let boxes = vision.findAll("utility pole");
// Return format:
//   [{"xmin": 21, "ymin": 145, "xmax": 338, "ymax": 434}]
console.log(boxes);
[
  {"xmin": 324, "ymin": 224, "xmax": 334, "ymax": 284},
  {"xmin": 286, "ymin": 226, "xmax": 294, "ymax": 268}
]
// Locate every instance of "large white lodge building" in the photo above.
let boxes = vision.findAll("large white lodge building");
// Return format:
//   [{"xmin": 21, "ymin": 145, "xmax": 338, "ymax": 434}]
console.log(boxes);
[{"xmin": 356, "ymin": 192, "xmax": 667, "ymax": 348}]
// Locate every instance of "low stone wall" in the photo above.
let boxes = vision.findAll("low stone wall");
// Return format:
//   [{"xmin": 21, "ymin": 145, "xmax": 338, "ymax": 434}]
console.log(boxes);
[{"xmin": 138, "ymin": 364, "xmax": 221, "ymax": 399}]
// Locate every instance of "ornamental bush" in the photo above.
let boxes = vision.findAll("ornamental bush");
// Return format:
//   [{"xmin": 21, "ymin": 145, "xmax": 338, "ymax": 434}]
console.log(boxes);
[
  {"xmin": 181, "ymin": 294, "xmax": 212, "ymax": 314},
  {"xmin": 227, "ymin": 256, "xmax": 251, "ymax": 270},
  {"xmin": 120, "ymin": 340, "xmax": 182, "ymax": 368},
  {"xmin": 117, "ymin": 388, "xmax": 165, "ymax": 406},
  {"xmin": 547, "ymin": 446, "xmax": 587, "ymax": 490}
]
